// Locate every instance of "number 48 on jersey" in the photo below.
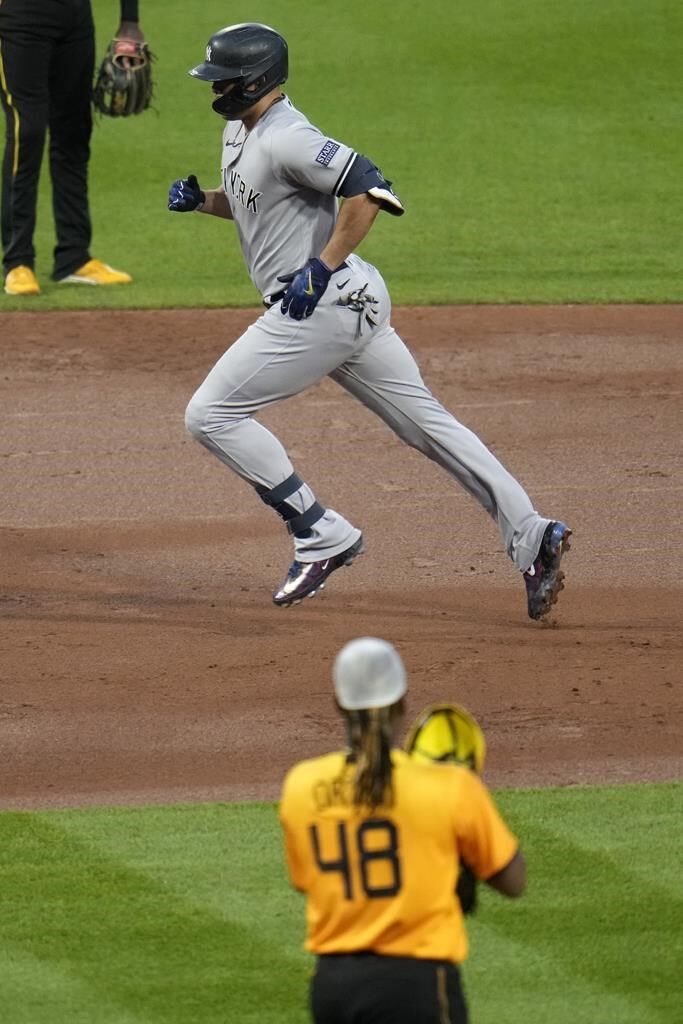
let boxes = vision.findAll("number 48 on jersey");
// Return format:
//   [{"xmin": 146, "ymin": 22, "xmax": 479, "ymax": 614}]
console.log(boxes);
[{"xmin": 309, "ymin": 818, "xmax": 402, "ymax": 900}]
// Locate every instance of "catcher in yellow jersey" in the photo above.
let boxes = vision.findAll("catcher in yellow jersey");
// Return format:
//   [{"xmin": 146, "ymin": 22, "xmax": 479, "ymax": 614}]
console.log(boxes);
[{"xmin": 279, "ymin": 637, "xmax": 526, "ymax": 1024}]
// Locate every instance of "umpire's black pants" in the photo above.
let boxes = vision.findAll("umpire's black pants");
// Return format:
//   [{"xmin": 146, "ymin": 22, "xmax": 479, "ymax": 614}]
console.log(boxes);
[
  {"xmin": 311, "ymin": 953, "xmax": 469, "ymax": 1024},
  {"xmin": 0, "ymin": 0, "xmax": 94, "ymax": 278}
]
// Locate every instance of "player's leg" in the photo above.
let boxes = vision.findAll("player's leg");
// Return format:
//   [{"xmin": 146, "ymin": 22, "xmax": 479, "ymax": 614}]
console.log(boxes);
[
  {"xmin": 334, "ymin": 319, "xmax": 548, "ymax": 571},
  {"xmin": 0, "ymin": 22, "xmax": 51, "ymax": 285},
  {"xmin": 185, "ymin": 308, "xmax": 363, "ymax": 604},
  {"xmin": 331, "ymin": 262, "xmax": 570, "ymax": 616},
  {"xmin": 47, "ymin": 3, "xmax": 94, "ymax": 280}
]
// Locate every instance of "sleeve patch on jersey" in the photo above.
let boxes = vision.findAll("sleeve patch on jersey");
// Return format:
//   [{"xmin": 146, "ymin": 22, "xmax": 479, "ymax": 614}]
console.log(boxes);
[{"xmin": 315, "ymin": 140, "xmax": 340, "ymax": 167}]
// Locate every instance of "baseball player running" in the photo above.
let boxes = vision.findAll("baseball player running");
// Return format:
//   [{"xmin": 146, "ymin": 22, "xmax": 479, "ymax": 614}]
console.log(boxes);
[
  {"xmin": 168, "ymin": 23, "xmax": 571, "ymax": 620},
  {"xmin": 279, "ymin": 637, "xmax": 526, "ymax": 1023}
]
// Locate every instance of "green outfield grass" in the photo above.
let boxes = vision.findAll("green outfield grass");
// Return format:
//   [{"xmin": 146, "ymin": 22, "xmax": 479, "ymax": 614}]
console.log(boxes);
[
  {"xmin": 2, "ymin": 0, "xmax": 681, "ymax": 310},
  {"xmin": 1, "ymin": 782, "xmax": 680, "ymax": 1023}
]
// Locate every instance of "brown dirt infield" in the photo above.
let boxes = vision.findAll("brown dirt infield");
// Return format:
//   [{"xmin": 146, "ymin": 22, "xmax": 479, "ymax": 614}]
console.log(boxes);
[{"xmin": 1, "ymin": 304, "xmax": 681, "ymax": 809}]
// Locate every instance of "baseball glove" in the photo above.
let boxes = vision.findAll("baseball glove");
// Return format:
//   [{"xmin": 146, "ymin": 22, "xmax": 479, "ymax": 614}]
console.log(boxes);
[
  {"xmin": 404, "ymin": 702, "xmax": 486, "ymax": 773},
  {"xmin": 93, "ymin": 38, "xmax": 154, "ymax": 117},
  {"xmin": 404, "ymin": 702, "xmax": 487, "ymax": 914}
]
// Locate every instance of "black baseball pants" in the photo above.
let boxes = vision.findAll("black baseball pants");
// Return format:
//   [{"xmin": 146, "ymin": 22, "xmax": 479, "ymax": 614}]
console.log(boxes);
[
  {"xmin": 311, "ymin": 953, "xmax": 469, "ymax": 1024},
  {"xmin": 0, "ymin": 0, "xmax": 94, "ymax": 278}
]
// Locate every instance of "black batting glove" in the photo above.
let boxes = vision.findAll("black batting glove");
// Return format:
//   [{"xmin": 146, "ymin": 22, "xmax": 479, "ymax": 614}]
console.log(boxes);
[
  {"xmin": 278, "ymin": 257, "xmax": 332, "ymax": 320},
  {"xmin": 168, "ymin": 174, "xmax": 205, "ymax": 212}
]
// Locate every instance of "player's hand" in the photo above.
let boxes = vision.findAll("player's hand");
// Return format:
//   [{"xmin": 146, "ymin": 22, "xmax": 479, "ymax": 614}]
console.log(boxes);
[
  {"xmin": 168, "ymin": 175, "xmax": 205, "ymax": 212},
  {"xmin": 279, "ymin": 257, "xmax": 332, "ymax": 320},
  {"xmin": 116, "ymin": 21, "xmax": 144, "ymax": 45},
  {"xmin": 115, "ymin": 21, "xmax": 145, "ymax": 67}
]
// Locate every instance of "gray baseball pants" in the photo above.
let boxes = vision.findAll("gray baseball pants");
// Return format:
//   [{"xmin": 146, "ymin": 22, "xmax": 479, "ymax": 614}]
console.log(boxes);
[{"xmin": 185, "ymin": 255, "xmax": 549, "ymax": 570}]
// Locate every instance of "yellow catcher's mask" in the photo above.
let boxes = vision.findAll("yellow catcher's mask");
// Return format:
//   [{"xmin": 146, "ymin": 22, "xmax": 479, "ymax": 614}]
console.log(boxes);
[{"xmin": 403, "ymin": 702, "xmax": 486, "ymax": 775}]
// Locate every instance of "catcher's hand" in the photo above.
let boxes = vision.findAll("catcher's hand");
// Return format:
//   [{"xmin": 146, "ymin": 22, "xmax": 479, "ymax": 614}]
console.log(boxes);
[
  {"xmin": 404, "ymin": 702, "xmax": 487, "ymax": 915},
  {"xmin": 93, "ymin": 38, "xmax": 154, "ymax": 117}
]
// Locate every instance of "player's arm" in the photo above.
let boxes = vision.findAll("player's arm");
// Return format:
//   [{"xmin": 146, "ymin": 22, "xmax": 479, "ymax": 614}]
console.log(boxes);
[
  {"xmin": 485, "ymin": 848, "xmax": 526, "ymax": 898},
  {"xmin": 457, "ymin": 772, "xmax": 526, "ymax": 899},
  {"xmin": 279, "ymin": 775, "xmax": 309, "ymax": 893},
  {"xmin": 337, "ymin": 153, "xmax": 404, "ymax": 215},
  {"xmin": 278, "ymin": 198, "xmax": 379, "ymax": 318},
  {"xmin": 319, "ymin": 149, "xmax": 405, "ymax": 265},
  {"xmin": 281, "ymin": 824, "xmax": 307, "ymax": 893},
  {"xmin": 277, "ymin": 138, "xmax": 404, "ymax": 319},
  {"xmin": 319, "ymin": 193, "xmax": 382, "ymax": 270},
  {"xmin": 168, "ymin": 177, "xmax": 233, "ymax": 220},
  {"xmin": 197, "ymin": 188, "xmax": 233, "ymax": 220},
  {"xmin": 117, "ymin": 0, "xmax": 144, "ymax": 43}
]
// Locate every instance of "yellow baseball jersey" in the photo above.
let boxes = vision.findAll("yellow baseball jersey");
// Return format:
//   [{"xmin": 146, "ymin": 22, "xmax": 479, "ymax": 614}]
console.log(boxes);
[{"xmin": 279, "ymin": 749, "xmax": 518, "ymax": 963}]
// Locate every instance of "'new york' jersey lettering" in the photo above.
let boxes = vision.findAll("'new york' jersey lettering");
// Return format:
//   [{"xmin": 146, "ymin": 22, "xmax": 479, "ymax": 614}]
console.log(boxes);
[
  {"xmin": 220, "ymin": 98, "xmax": 356, "ymax": 301},
  {"xmin": 225, "ymin": 169, "xmax": 262, "ymax": 213}
]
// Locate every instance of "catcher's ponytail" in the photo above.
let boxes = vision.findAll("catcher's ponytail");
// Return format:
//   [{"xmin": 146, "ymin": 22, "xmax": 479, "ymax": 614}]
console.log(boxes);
[{"xmin": 346, "ymin": 705, "xmax": 396, "ymax": 809}]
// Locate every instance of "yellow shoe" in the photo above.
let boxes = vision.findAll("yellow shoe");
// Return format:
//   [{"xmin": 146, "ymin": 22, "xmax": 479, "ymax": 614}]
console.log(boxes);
[
  {"xmin": 4, "ymin": 265, "xmax": 41, "ymax": 295},
  {"xmin": 59, "ymin": 258, "xmax": 132, "ymax": 286}
]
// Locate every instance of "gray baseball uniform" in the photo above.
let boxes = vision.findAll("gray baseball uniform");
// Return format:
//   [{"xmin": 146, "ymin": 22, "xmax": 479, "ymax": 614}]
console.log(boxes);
[{"xmin": 185, "ymin": 97, "xmax": 549, "ymax": 570}]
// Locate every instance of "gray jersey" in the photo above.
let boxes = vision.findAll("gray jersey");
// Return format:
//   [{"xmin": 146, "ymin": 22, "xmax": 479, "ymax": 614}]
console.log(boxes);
[{"xmin": 220, "ymin": 97, "xmax": 358, "ymax": 302}]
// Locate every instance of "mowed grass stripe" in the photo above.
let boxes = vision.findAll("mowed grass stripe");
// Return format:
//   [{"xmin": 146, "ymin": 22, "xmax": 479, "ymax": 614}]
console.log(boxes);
[
  {"xmin": 48, "ymin": 803, "xmax": 305, "ymax": 925},
  {"xmin": 361, "ymin": 0, "xmax": 681, "ymax": 304},
  {"xmin": 506, "ymin": 782, "xmax": 682, "ymax": 891},
  {"xmin": 470, "ymin": 837, "xmax": 678, "ymax": 1018},
  {"xmin": 1, "ymin": 784, "xmax": 680, "ymax": 1023},
  {"xmin": 4, "ymin": 0, "xmax": 679, "ymax": 310},
  {"xmin": 0, "ymin": 810, "xmax": 306, "ymax": 1023},
  {"xmin": 1, "ymin": 948, "xmax": 145, "ymax": 1024},
  {"xmin": 464, "ymin": 925, "xmax": 649, "ymax": 1024}
]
